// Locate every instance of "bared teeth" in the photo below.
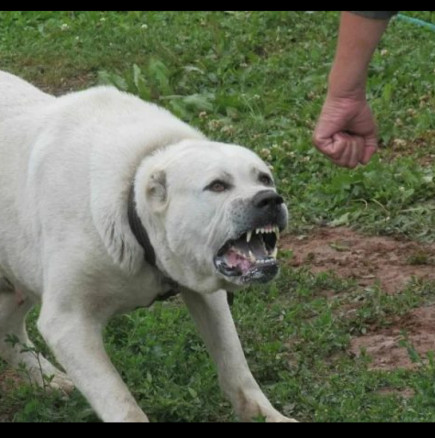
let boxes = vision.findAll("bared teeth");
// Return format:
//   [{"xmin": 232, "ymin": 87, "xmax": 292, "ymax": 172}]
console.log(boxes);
[
  {"xmin": 274, "ymin": 226, "xmax": 280, "ymax": 239},
  {"xmin": 254, "ymin": 225, "xmax": 280, "ymax": 236},
  {"xmin": 246, "ymin": 230, "xmax": 252, "ymax": 243}
]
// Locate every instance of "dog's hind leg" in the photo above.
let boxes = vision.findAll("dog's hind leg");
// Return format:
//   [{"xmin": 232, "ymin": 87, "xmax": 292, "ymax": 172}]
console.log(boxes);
[
  {"xmin": 0, "ymin": 282, "xmax": 74, "ymax": 393},
  {"xmin": 36, "ymin": 285, "xmax": 149, "ymax": 422}
]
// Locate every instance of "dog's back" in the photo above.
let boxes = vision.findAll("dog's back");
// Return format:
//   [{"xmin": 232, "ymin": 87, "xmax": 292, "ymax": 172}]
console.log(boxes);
[
  {"xmin": 0, "ymin": 72, "xmax": 54, "ymax": 291},
  {"xmin": 0, "ymin": 71, "xmax": 54, "ymax": 208},
  {"xmin": 0, "ymin": 71, "xmax": 204, "ymax": 293},
  {"xmin": 0, "ymin": 70, "xmax": 54, "ymax": 121}
]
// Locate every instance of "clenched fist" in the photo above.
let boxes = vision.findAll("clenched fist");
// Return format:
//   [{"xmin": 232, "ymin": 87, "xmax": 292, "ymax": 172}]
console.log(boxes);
[{"xmin": 313, "ymin": 95, "xmax": 378, "ymax": 168}]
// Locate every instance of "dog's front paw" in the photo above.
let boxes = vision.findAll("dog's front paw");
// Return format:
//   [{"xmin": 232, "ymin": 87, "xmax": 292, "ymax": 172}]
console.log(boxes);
[
  {"xmin": 47, "ymin": 373, "xmax": 75, "ymax": 395},
  {"xmin": 235, "ymin": 392, "xmax": 298, "ymax": 423},
  {"xmin": 265, "ymin": 411, "xmax": 298, "ymax": 422},
  {"xmin": 27, "ymin": 366, "xmax": 75, "ymax": 395}
]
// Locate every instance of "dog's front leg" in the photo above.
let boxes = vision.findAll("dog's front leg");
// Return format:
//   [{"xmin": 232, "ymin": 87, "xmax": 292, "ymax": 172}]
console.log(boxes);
[
  {"xmin": 37, "ymin": 299, "xmax": 148, "ymax": 422},
  {"xmin": 181, "ymin": 289, "xmax": 296, "ymax": 422}
]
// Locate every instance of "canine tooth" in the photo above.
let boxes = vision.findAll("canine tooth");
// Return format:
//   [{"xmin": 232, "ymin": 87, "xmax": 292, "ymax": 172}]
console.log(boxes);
[
  {"xmin": 272, "ymin": 247, "xmax": 278, "ymax": 258},
  {"xmin": 246, "ymin": 230, "xmax": 252, "ymax": 243}
]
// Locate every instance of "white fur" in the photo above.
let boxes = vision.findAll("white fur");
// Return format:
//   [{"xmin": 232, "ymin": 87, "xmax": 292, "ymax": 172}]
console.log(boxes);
[{"xmin": 0, "ymin": 70, "xmax": 295, "ymax": 422}]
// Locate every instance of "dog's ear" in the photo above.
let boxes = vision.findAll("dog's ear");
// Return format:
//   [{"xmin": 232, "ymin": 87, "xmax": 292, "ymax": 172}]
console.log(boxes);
[{"xmin": 146, "ymin": 169, "xmax": 167, "ymax": 211}]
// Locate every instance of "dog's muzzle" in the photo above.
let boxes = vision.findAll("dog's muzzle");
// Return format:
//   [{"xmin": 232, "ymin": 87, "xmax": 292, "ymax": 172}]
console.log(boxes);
[{"xmin": 214, "ymin": 190, "xmax": 288, "ymax": 286}]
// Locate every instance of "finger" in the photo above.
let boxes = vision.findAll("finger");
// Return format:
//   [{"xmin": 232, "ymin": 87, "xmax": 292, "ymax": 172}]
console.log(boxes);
[
  {"xmin": 359, "ymin": 142, "xmax": 378, "ymax": 165},
  {"xmin": 313, "ymin": 127, "xmax": 349, "ymax": 161},
  {"xmin": 313, "ymin": 137, "xmax": 343, "ymax": 160},
  {"xmin": 348, "ymin": 136, "xmax": 366, "ymax": 168},
  {"xmin": 331, "ymin": 133, "xmax": 363, "ymax": 168},
  {"xmin": 326, "ymin": 134, "xmax": 351, "ymax": 161},
  {"xmin": 333, "ymin": 142, "xmax": 358, "ymax": 168}
]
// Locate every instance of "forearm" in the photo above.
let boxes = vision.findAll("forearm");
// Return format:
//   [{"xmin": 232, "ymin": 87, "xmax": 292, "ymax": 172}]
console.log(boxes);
[
  {"xmin": 328, "ymin": 11, "xmax": 392, "ymax": 99},
  {"xmin": 313, "ymin": 11, "xmax": 397, "ymax": 167}
]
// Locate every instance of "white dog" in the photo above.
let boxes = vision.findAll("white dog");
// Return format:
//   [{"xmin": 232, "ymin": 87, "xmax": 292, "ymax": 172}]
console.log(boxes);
[{"xmin": 0, "ymin": 70, "xmax": 295, "ymax": 422}]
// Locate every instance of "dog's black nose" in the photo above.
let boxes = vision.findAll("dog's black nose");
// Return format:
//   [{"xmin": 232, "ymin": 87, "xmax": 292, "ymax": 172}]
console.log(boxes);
[{"xmin": 252, "ymin": 190, "xmax": 284, "ymax": 210}]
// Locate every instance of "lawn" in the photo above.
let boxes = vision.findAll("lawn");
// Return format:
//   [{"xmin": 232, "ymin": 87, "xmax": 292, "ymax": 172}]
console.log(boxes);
[{"xmin": 0, "ymin": 11, "xmax": 434, "ymax": 422}]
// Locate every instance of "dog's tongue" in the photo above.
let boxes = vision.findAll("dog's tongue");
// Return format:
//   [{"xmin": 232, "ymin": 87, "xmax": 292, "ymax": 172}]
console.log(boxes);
[
  {"xmin": 224, "ymin": 236, "xmax": 268, "ymax": 274},
  {"xmin": 225, "ymin": 249, "xmax": 253, "ymax": 274}
]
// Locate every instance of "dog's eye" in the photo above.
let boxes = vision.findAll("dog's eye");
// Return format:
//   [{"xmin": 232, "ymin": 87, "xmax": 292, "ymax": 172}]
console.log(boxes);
[
  {"xmin": 259, "ymin": 173, "xmax": 273, "ymax": 186},
  {"xmin": 205, "ymin": 180, "xmax": 229, "ymax": 193}
]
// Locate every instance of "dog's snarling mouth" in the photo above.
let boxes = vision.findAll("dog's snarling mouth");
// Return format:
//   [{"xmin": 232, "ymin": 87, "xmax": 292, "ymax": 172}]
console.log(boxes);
[{"xmin": 214, "ymin": 225, "xmax": 280, "ymax": 284}]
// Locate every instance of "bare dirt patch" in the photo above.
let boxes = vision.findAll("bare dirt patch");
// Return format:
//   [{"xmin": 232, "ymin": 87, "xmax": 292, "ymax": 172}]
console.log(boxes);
[
  {"xmin": 37, "ymin": 71, "xmax": 96, "ymax": 96},
  {"xmin": 0, "ymin": 368, "xmax": 22, "ymax": 393},
  {"xmin": 283, "ymin": 226, "xmax": 435, "ymax": 294},
  {"xmin": 0, "ymin": 368, "xmax": 24, "ymax": 421},
  {"xmin": 376, "ymin": 387, "xmax": 415, "ymax": 399},
  {"xmin": 282, "ymin": 226, "xmax": 435, "ymax": 370},
  {"xmin": 349, "ymin": 305, "xmax": 435, "ymax": 371}
]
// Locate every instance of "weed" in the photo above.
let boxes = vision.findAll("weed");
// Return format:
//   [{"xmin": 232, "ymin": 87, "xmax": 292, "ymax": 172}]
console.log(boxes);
[{"xmin": 4, "ymin": 334, "xmax": 53, "ymax": 390}]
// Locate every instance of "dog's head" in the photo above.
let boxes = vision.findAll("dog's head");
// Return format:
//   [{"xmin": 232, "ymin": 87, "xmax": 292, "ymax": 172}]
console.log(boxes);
[{"xmin": 133, "ymin": 139, "xmax": 288, "ymax": 293}]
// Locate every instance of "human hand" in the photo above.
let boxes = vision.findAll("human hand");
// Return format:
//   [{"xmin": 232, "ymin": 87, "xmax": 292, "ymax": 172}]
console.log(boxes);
[{"xmin": 312, "ymin": 95, "xmax": 378, "ymax": 168}]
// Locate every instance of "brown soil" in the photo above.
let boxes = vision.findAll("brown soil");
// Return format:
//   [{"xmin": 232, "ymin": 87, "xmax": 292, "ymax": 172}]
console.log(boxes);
[
  {"xmin": 38, "ymin": 71, "xmax": 96, "ymax": 96},
  {"xmin": 349, "ymin": 305, "xmax": 435, "ymax": 371},
  {"xmin": 0, "ymin": 368, "xmax": 24, "ymax": 422},
  {"xmin": 282, "ymin": 226, "xmax": 435, "ymax": 370}
]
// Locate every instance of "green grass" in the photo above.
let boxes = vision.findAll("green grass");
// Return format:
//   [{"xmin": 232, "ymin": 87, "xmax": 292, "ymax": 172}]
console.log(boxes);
[{"xmin": 1, "ymin": 11, "xmax": 435, "ymax": 422}]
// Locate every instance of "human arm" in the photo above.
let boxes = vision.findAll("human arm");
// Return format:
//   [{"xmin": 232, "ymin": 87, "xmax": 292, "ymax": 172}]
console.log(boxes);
[{"xmin": 313, "ymin": 11, "xmax": 396, "ymax": 168}]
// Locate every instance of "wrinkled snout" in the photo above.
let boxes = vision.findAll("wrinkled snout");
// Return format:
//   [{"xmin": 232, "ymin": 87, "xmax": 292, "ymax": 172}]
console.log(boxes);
[
  {"xmin": 252, "ymin": 190, "xmax": 284, "ymax": 210},
  {"xmin": 251, "ymin": 190, "xmax": 287, "ymax": 231},
  {"xmin": 214, "ymin": 189, "xmax": 288, "ymax": 287}
]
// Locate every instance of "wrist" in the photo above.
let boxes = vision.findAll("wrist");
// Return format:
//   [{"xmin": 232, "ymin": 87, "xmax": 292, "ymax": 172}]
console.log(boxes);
[{"xmin": 327, "ymin": 65, "xmax": 367, "ymax": 100}]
